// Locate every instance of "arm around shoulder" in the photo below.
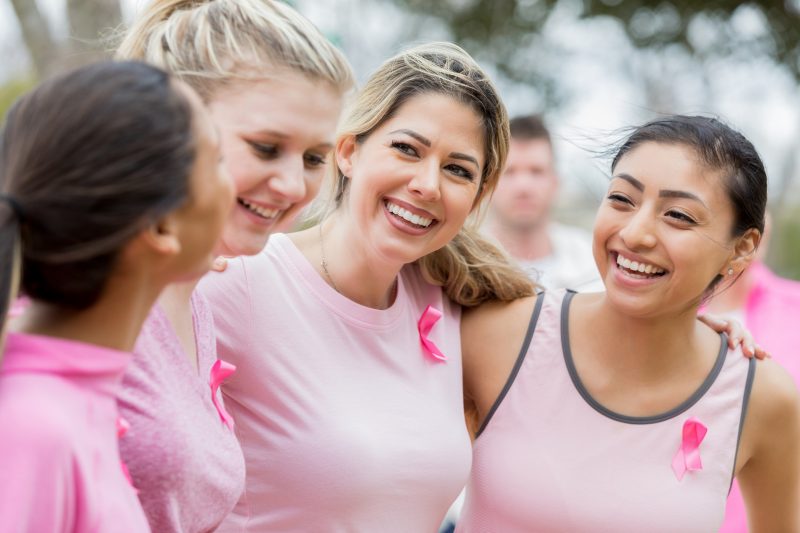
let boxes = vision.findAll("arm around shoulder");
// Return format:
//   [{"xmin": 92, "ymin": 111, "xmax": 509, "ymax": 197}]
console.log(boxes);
[{"xmin": 737, "ymin": 359, "xmax": 800, "ymax": 533}]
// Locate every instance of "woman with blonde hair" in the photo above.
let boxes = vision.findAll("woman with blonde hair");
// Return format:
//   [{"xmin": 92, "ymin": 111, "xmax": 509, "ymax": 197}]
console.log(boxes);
[
  {"xmin": 114, "ymin": 1, "xmax": 354, "ymax": 531},
  {"xmin": 199, "ymin": 41, "xmax": 534, "ymax": 532}
]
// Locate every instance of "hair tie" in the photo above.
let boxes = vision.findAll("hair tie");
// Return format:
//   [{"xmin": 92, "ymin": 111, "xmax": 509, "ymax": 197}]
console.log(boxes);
[{"xmin": 0, "ymin": 193, "xmax": 24, "ymax": 220}]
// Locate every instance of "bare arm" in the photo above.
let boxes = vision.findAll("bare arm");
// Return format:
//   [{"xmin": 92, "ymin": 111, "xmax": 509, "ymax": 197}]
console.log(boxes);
[
  {"xmin": 461, "ymin": 295, "xmax": 539, "ymax": 438},
  {"xmin": 736, "ymin": 360, "xmax": 800, "ymax": 532}
]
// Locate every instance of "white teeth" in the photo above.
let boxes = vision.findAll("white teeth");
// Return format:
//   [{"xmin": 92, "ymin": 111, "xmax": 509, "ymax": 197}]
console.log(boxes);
[
  {"xmin": 616, "ymin": 253, "xmax": 665, "ymax": 276},
  {"xmin": 385, "ymin": 201, "xmax": 433, "ymax": 228},
  {"xmin": 240, "ymin": 199, "xmax": 280, "ymax": 219}
]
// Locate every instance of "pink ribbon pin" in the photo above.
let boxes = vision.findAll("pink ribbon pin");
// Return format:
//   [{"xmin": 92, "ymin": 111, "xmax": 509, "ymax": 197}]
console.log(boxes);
[
  {"xmin": 418, "ymin": 305, "xmax": 447, "ymax": 363},
  {"xmin": 672, "ymin": 417, "xmax": 707, "ymax": 481},
  {"xmin": 209, "ymin": 359, "xmax": 237, "ymax": 429},
  {"xmin": 116, "ymin": 416, "xmax": 137, "ymax": 491}
]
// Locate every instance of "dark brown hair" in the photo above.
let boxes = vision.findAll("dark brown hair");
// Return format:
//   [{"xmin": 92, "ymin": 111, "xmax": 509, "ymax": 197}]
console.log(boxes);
[
  {"xmin": 0, "ymin": 60, "xmax": 196, "ymax": 330},
  {"xmin": 509, "ymin": 114, "xmax": 551, "ymax": 144}
]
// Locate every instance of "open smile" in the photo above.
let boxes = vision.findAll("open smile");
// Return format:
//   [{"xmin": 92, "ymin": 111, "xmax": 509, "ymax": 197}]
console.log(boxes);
[
  {"xmin": 237, "ymin": 198, "xmax": 283, "ymax": 221},
  {"xmin": 614, "ymin": 252, "xmax": 668, "ymax": 280},
  {"xmin": 382, "ymin": 198, "xmax": 439, "ymax": 234}
]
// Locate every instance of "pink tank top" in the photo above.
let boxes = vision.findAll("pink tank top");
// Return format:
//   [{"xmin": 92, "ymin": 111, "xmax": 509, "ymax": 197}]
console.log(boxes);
[{"xmin": 458, "ymin": 290, "xmax": 754, "ymax": 533}]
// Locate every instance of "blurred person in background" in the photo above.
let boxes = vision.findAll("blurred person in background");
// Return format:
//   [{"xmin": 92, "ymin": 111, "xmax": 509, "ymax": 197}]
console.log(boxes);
[
  {"xmin": 486, "ymin": 114, "xmax": 600, "ymax": 291},
  {"xmin": 711, "ymin": 212, "xmax": 800, "ymax": 533},
  {"xmin": 115, "ymin": 0, "xmax": 354, "ymax": 530},
  {"xmin": 0, "ymin": 60, "xmax": 231, "ymax": 532}
]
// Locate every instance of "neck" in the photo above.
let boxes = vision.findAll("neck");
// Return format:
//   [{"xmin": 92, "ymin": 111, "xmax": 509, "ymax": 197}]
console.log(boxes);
[
  {"xmin": 488, "ymin": 217, "xmax": 552, "ymax": 262},
  {"xmin": 704, "ymin": 270, "xmax": 754, "ymax": 314},
  {"xmin": 316, "ymin": 216, "xmax": 402, "ymax": 310},
  {"xmin": 585, "ymin": 295, "xmax": 708, "ymax": 381},
  {"xmin": 16, "ymin": 273, "xmax": 165, "ymax": 353}
]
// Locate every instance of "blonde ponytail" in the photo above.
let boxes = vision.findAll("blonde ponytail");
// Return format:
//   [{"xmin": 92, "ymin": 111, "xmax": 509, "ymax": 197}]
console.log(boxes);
[
  {"xmin": 115, "ymin": 0, "xmax": 354, "ymax": 100},
  {"xmin": 417, "ymin": 225, "xmax": 536, "ymax": 308}
]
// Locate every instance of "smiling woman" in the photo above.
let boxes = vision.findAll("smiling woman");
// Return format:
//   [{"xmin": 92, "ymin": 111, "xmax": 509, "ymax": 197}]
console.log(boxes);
[
  {"xmin": 198, "ymin": 42, "xmax": 535, "ymax": 532},
  {"xmin": 457, "ymin": 115, "xmax": 799, "ymax": 532},
  {"xmin": 113, "ymin": 1, "xmax": 354, "ymax": 531}
]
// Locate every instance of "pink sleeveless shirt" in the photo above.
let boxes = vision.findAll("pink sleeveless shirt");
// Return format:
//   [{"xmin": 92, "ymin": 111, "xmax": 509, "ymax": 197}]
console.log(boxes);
[
  {"xmin": 198, "ymin": 233, "xmax": 472, "ymax": 532},
  {"xmin": 457, "ymin": 290, "xmax": 754, "ymax": 533}
]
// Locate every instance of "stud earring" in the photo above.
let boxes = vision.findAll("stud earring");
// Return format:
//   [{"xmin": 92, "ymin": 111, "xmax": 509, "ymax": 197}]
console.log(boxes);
[{"xmin": 727, "ymin": 267, "xmax": 734, "ymax": 276}]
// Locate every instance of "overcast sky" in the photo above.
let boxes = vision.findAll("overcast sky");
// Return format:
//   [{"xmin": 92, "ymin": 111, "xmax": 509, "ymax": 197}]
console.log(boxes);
[{"xmin": 2, "ymin": 0, "xmax": 799, "ymax": 208}]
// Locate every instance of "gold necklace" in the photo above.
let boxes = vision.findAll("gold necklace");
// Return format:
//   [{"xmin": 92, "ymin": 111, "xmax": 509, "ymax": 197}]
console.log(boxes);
[{"xmin": 318, "ymin": 222, "xmax": 340, "ymax": 293}]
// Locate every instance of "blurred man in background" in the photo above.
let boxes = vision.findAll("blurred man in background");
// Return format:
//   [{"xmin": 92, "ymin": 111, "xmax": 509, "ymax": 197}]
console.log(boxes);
[{"xmin": 486, "ymin": 114, "xmax": 600, "ymax": 291}]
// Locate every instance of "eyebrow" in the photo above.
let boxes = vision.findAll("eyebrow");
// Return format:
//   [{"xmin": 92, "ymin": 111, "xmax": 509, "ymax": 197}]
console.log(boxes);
[
  {"xmin": 612, "ymin": 172, "xmax": 707, "ymax": 207},
  {"xmin": 250, "ymin": 130, "xmax": 333, "ymax": 150},
  {"xmin": 390, "ymin": 129, "xmax": 480, "ymax": 169}
]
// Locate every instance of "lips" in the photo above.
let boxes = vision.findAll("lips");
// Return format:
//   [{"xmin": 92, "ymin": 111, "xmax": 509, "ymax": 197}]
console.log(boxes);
[
  {"xmin": 382, "ymin": 198, "xmax": 439, "ymax": 231},
  {"xmin": 614, "ymin": 252, "xmax": 667, "ymax": 279},
  {"xmin": 237, "ymin": 198, "xmax": 282, "ymax": 220}
]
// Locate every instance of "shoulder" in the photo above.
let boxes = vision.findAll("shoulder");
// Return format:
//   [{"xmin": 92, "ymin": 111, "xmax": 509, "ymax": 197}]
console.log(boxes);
[
  {"xmin": 462, "ymin": 294, "xmax": 542, "ymax": 377},
  {"xmin": 748, "ymin": 359, "xmax": 800, "ymax": 428}
]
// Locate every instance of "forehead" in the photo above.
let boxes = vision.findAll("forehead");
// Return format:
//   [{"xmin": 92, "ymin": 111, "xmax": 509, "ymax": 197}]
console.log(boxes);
[
  {"xmin": 208, "ymin": 74, "xmax": 343, "ymax": 137},
  {"xmin": 381, "ymin": 93, "xmax": 485, "ymax": 155},
  {"xmin": 614, "ymin": 142, "xmax": 728, "ymax": 197},
  {"xmin": 507, "ymin": 138, "xmax": 553, "ymax": 163}
]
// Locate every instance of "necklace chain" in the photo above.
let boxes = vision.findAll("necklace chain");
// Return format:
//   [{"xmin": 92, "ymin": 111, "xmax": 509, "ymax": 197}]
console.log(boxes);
[{"xmin": 319, "ymin": 222, "xmax": 340, "ymax": 293}]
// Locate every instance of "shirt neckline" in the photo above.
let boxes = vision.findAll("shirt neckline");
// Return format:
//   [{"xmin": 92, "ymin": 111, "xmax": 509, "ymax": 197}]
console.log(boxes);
[{"xmin": 561, "ymin": 291, "xmax": 729, "ymax": 425}]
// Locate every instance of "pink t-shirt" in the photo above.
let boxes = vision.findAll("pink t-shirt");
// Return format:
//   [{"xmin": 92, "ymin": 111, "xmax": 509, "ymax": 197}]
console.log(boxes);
[
  {"xmin": 198, "ymin": 233, "xmax": 472, "ymax": 532},
  {"xmin": 0, "ymin": 332, "xmax": 150, "ymax": 533},
  {"xmin": 117, "ymin": 291, "xmax": 245, "ymax": 532},
  {"xmin": 457, "ymin": 290, "xmax": 754, "ymax": 533}
]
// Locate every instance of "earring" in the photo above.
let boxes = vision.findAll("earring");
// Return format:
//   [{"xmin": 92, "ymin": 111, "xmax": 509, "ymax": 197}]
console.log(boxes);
[{"xmin": 727, "ymin": 267, "xmax": 734, "ymax": 276}]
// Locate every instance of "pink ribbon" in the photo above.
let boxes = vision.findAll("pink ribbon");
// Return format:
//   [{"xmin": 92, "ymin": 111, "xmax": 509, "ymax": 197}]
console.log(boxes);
[
  {"xmin": 672, "ymin": 417, "xmax": 707, "ymax": 481},
  {"xmin": 209, "ymin": 359, "xmax": 236, "ymax": 429},
  {"xmin": 116, "ymin": 416, "xmax": 137, "ymax": 492},
  {"xmin": 418, "ymin": 305, "xmax": 447, "ymax": 363}
]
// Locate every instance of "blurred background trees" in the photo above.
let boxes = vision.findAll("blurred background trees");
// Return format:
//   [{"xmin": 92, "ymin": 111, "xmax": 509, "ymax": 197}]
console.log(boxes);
[{"xmin": 2, "ymin": 0, "xmax": 799, "ymax": 277}]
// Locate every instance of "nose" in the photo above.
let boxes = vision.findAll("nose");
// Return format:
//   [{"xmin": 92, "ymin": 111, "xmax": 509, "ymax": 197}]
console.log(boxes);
[
  {"xmin": 619, "ymin": 208, "xmax": 658, "ymax": 250},
  {"xmin": 269, "ymin": 155, "xmax": 307, "ymax": 203},
  {"xmin": 407, "ymin": 160, "xmax": 441, "ymax": 202}
]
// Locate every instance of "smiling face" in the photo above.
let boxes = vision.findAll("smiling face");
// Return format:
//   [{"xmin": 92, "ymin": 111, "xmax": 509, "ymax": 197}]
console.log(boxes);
[
  {"xmin": 593, "ymin": 141, "xmax": 748, "ymax": 318},
  {"xmin": 207, "ymin": 71, "xmax": 343, "ymax": 256},
  {"xmin": 336, "ymin": 92, "xmax": 485, "ymax": 266}
]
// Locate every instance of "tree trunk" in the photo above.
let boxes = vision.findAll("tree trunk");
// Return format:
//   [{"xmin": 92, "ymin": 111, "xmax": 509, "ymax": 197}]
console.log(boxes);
[
  {"xmin": 8, "ymin": 0, "xmax": 58, "ymax": 77},
  {"xmin": 64, "ymin": 0, "xmax": 122, "ymax": 68}
]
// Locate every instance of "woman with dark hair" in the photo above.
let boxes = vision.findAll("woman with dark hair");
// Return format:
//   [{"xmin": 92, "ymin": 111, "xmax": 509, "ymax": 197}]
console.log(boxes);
[
  {"xmin": 456, "ymin": 116, "xmax": 799, "ymax": 532},
  {"xmin": 0, "ymin": 60, "xmax": 233, "ymax": 532}
]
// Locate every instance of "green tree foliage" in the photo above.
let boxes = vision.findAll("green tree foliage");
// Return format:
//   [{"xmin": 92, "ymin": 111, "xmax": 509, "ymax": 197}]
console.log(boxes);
[{"xmin": 392, "ymin": 0, "xmax": 800, "ymax": 85}]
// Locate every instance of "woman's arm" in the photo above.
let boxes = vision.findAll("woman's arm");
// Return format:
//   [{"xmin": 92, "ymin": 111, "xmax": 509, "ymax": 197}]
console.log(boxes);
[
  {"xmin": 737, "ymin": 359, "xmax": 800, "ymax": 532},
  {"xmin": 461, "ymin": 295, "xmax": 539, "ymax": 438}
]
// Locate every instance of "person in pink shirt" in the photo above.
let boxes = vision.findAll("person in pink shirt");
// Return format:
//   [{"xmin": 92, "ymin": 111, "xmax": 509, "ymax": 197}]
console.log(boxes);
[
  {"xmin": 114, "ymin": 1, "xmax": 354, "ymax": 531},
  {"xmin": 456, "ymin": 116, "xmax": 799, "ymax": 532},
  {"xmin": 199, "ymin": 42, "xmax": 537, "ymax": 532},
  {"xmin": 709, "ymin": 217, "xmax": 800, "ymax": 532},
  {"xmin": 0, "ymin": 60, "xmax": 233, "ymax": 533}
]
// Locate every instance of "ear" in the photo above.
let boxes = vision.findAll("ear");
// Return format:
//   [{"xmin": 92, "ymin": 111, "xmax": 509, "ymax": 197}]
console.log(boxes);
[
  {"xmin": 335, "ymin": 134, "xmax": 357, "ymax": 178},
  {"xmin": 723, "ymin": 228, "xmax": 761, "ymax": 277},
  {"xmin": 139, "ymin": 215, "xmax": 182, "ymax": 258}
]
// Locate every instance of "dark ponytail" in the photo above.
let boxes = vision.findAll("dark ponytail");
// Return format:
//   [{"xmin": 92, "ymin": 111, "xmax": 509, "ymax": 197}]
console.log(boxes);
[{"xmin": 0, "ymin": 60, "xmax": 196, "ymax": 332}]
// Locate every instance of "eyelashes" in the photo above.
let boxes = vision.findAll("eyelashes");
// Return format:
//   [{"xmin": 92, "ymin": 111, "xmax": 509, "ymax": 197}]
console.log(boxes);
[
  {"xmin": 390, "ymin": 141, "xmax": 476, "ymax": 182},
  {"xmin": 606, "ymin": 193, "xmax": 698, "ymax": 225}
]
